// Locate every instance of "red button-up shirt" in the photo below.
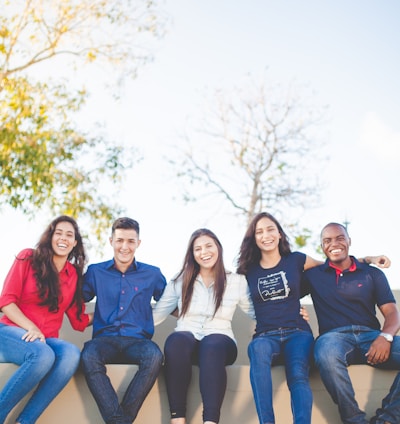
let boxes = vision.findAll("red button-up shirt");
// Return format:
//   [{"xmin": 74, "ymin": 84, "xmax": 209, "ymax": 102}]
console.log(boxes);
[{"xmin": 0, "ymin": 248, "xmax": 89, "ymax": 338}]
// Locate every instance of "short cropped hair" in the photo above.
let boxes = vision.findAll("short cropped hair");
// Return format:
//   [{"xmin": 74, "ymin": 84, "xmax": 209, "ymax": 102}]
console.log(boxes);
[{"xmin": 111, "ymin": 217, "xmax": 140, "ymax": 236}]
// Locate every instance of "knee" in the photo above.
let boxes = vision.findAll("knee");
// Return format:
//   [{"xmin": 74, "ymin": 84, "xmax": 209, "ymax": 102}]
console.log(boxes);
[
  {"xmin": 314, "ymin": 340, "xmax": 342, "ymax": 370},
  {"xmin": 61, "ymin": 344, "xmax": 81, "ymax": 370},
  {"xmin": 248, "ymin": 338, "xmax": 272, "ymax": 363},
  {"xmin": 152, "ymin": 345, "xmax": 163, "ymax": 366},
  {"xmin": 143, "ymin": 342, "xmax": 163, "ymax": 368},
  {"xmin": 81, "ymin": 341, "xmax": 101, "ymax": 369},
  {"xmin": 165, "ymin": 332, "xmax": 193, "ymax": 357},
  {"xmin": 27, "ymin": 343, "xmax": 56, "ymax": 373}
]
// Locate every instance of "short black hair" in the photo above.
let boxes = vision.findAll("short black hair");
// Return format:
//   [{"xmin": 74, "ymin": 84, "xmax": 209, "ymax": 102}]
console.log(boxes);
[{"xmin": 111, "ymin": 217, "xmax": 140, "ymax": 236}]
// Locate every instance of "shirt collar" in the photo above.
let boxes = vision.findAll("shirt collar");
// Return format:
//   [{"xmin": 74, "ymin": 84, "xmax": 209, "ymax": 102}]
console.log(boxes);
[
  {"xmin": 325, "ymin": 255, "xmax": 358, "ymax": 274},
  {"xmin": 108, "ymin": 258, "xmax": 138, "ymax": 272},
  {"xmin": 60, "ymin": 261, "xmax": 73, "ymax": 275}
]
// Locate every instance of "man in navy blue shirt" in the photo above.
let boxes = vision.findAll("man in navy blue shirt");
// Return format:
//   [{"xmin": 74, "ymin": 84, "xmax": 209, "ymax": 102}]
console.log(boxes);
[
  {"xmin": 303, "ymin": 222, "xmax": 400, "ymax": 424},
  {"xmin": 81, "ymin": 217, "xmax": 167, "ymax": 424}
]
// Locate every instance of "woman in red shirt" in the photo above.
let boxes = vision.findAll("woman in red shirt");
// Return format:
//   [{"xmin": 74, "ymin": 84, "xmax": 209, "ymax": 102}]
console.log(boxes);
[{"xmin": 0, "ymin": 215, "xmax": 91, "ymax": 424}]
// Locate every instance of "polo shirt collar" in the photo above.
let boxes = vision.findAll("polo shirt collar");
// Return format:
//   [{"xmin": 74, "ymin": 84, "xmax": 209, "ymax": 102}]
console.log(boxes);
[{"xmin": 323, "ymin": 255, "xmax": 360, "ymax": 273}]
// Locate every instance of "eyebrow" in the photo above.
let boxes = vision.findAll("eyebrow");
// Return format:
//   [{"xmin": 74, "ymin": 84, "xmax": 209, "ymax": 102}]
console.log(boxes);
[
  {"xmin": 116, "ymin": 238, "xmax": 137, "ymax": 242},
  {"xmin": 55, "ymin": 229, "xmax": 74, "ymax": 235}
]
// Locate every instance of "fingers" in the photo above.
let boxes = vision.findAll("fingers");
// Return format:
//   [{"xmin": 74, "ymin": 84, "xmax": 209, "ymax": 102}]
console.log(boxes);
[
  {"xmin": 379, "ymin": 256, "xmax": 391, "ymax": 268},
  {"xmin": 21, "ymin": 329, "xmax": 46, "ymax": 343}
]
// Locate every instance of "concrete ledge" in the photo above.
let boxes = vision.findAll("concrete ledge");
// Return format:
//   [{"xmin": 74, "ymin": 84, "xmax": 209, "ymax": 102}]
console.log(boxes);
[
  {"xmin": 1, "ymin": 362, "xmax": 397, "ymax": 424},
  {"xmin": 1, "ymin": 298, "xmax": 399, "ymax": 423}
]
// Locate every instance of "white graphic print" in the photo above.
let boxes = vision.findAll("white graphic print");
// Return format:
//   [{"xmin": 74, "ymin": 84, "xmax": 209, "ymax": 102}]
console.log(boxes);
[{"xmin": 257, "ymin": 271, "xmax": 290, "ymax": 301}]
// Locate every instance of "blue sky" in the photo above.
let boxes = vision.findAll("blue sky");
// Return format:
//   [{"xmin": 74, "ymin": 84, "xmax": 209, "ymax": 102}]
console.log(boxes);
[{"xmin": 1, "ymin": 0, "xmax": 399, "ymax": 287}]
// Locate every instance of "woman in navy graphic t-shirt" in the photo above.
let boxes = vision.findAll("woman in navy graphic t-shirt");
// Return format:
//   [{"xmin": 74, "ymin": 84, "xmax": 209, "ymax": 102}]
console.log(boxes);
[{"xmin": 237, "ymin": 212, "xmax": 320, "ymax": 424}]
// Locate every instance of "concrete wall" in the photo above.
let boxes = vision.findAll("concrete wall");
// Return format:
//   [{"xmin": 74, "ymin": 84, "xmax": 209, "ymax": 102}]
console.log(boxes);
[{"xmin": 1, "ymin": 296, "xmax": 399, "ymax": 423}]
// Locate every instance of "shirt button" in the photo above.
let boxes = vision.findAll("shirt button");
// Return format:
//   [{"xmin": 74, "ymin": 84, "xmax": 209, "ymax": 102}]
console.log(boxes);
[
  {"xmin": 120, "ymin": 306, "xmax": 124, "ymax": 310},
  {"xmin": 121, "ymin": 290, "xmax": 125, "ymax": 294}
]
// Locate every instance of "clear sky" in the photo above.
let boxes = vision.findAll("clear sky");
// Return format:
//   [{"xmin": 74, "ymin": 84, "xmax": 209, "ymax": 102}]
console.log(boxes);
[{"xmin": 1, "ymin": 0, "xmax": 399, "ymax": 287}]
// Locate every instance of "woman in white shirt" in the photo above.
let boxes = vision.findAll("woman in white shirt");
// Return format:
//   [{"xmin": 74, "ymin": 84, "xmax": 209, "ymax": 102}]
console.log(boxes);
[{"xmin": 152, "ymin": 228, "xmax": 254, "ymax": 424}]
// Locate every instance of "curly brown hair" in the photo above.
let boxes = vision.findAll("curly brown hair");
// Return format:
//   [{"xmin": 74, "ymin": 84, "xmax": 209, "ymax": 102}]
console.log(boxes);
[{"xmin": 30, "ymin": 215, "xmax": 87, "ymax": 318}]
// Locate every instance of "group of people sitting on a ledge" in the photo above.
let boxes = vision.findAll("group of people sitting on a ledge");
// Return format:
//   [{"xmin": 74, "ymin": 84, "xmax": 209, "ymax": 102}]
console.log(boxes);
[{"xmin": 0, "ymin": 213, "xmax": 399, "ymax": 424}]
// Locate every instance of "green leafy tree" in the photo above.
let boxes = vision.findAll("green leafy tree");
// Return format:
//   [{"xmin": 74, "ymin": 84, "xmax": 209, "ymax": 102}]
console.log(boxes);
[{"xmin": 0, "ymin": 0, "xmax": 166, "ymax": 238}]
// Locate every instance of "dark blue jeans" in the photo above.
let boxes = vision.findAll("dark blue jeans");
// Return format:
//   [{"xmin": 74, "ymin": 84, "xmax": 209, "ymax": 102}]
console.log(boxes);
[
  {"xmin": 248, "ymin": 328, "xmax": 314, "ymax": 424},
  {"xmin": 81, "ymin": 336, "xmax": 163, "ymax": 424},
  {"xmin": 314, "ymin": 326, "xmax": 400, "ymax": 424},
  {"xmin": 164, "ymin": 331, "xmax": 237, "ymax": 423}
]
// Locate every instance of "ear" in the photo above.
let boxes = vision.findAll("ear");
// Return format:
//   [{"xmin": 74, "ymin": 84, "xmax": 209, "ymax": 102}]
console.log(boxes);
[
  {"xmin": 348, "ymin": 237, "xmax": 351, "ymax": 247},
  {"xmin": 109, "ymin": 237, "xmax": 113, "ymax": 246},
  {"xmin": 137, "ymin": 239, "xmax": 141, "ymax": 248}
]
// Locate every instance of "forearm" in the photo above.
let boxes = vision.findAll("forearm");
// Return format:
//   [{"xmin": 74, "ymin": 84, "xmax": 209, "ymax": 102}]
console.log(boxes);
[
  {"xmin": 1, "ymin": 302, "xmax": 40, "ymax": 331},
  {"xmin": 381, "ymin": 313, "xmax": 400, "ymax": 336}
]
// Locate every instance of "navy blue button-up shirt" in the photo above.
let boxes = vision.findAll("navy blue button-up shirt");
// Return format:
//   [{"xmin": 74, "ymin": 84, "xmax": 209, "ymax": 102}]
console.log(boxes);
[{"xmin": 83, "ymin": 258, "xmax": 166, "ymax": 339}]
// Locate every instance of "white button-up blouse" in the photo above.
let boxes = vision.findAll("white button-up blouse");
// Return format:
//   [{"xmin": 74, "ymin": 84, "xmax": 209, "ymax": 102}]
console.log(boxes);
[{"xmin": 152, "ymin": 271, "xmax": 255, "ymax": 341}]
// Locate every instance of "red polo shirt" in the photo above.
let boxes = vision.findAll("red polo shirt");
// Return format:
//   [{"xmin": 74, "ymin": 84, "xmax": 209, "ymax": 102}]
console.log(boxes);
[{"xmin": 0, "ymin": 248, "xmax": 89, "ymax": 338}]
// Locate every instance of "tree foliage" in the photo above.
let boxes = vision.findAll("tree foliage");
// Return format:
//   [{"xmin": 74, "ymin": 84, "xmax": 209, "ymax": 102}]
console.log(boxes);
[
  {"xmin": 0, "ymin": 0, "xmax": 166, "ymax": 239},
  {"xmin": 171, "ymin": 73, "xmax": 327, "ymax": 239}
]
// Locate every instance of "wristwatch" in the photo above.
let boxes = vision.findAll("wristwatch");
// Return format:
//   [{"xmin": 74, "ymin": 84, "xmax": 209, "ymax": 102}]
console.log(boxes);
[{"xmin": 380, "ymin": 332, "xmax": 394, "ymax": 343}]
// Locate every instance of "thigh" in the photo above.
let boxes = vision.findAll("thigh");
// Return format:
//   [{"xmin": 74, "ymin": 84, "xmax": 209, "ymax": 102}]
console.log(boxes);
[
  {"xmin": 81, "ymin": 336, "xmax": 122, "ymax": 364},
  {"xmin": 248, "ymin": 334, "xmax": 281, "ymax": 365},
  {"xmin": 284, "ymin": 330, "xmax": 314, "ymax": 363},
  {"xmin": 46, "ymin": 338, "xmax": 81, "ymax": 363},
  {"xmin": 0, "ymin": 324, "xmax": 52, "ymax": 364},
  {"xmin": 164, "ymin": 331, "xmax": 197, "ymax": 360},
  {"xmin": 315, "ymin": 331, "xmax": 358, "ymax": 366},
  {"xmin": 198, "ymin": 334, "xmax": 237, "ymax": 365},
  {"xmin": 122, "ymin": 338, "xmax": 162, "ymax": 364}
]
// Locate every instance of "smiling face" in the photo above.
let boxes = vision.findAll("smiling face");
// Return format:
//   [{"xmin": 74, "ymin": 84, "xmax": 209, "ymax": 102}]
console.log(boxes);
[
  {"xmin": 193, "ymin": 235, "xmax": 219, "ymax": 272},
  {"xmin": 110, "ymin": 228, "xmax": 141, "ymax": 272},
  {"xmin": 51, "ymin": 221, "xmax": 77, "ymax": 259},
  {"xmin": 254, "ymin": 216, "xmax": 281, "ymax": 254},
  {"xmin": 321, "ymin": 223, "xmax": 352, "ymax": 268}
]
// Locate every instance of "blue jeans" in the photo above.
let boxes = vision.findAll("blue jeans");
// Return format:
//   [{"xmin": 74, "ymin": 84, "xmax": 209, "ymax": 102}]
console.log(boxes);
[
  {"xmin": 81, "ymin": 336, "xmax": 163, "ymax": 424},
  {"xmin": 0, "ymin": 323, "xmax": 81, "ymax": 424},
  {"xmin": 248, "ymin": 328, "xmax": 314, "ymax": 424},
  {"xmin": 314, "ymin": 326, "xmax": 400, "ymax": 424}
]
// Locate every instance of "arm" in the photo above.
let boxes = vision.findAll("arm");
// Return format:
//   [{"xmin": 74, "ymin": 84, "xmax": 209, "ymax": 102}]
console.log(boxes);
[
  {"xmin": 152, "ymin": 279, "xmax": 180, "ymax": 326},
  {"xmin": 82, "ymin": 269, "xmax": 96, "ymax": 303},
  {"xmin": 65, "ymin": 301, "xmax": 91, "ymax": 331},
  {"xmin": 365, "ymin": 303, "xmax": 400, "ymax": 365},
  {"xmin": 300, "ymin": 305, "xmax": 310, "ymax": 322},
  {"xmin": 304, "ymin": 254, "xmax": 391, "ymax": 271},
  {"xmin": 1, "ymin": 302, "xmax": 45, "ymax": 342},
  {"xmin": 237, "ymin": 277, "xmax": 255, "ymax": 320},
  {"xmin": 362, "ymin": 255, "xmax": 391, "ymax": 268},
  {"xmin": 303, "ymin": 255, "xmax": 323, "ymax": 271}
]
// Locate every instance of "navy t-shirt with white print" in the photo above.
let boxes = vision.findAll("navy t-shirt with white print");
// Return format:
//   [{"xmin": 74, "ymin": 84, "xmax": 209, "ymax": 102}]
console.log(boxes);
[{"xmin": 246, "ymin": 251, "xmax": 312, "ymax": 336}]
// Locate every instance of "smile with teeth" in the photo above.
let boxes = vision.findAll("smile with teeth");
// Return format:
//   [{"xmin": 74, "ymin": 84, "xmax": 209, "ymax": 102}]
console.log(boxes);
[
  {"xmin": 330, "ymin": 248, "xmax": 342, "ymax": 254},
  {"xmin": 57, "ymin": 243, "xmax": 68, "ymax": 248}
]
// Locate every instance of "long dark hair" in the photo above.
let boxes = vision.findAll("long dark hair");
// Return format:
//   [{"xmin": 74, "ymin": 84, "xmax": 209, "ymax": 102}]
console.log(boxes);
[
  {"xmin": 174, "ymin": 228, "xmax": 226, "ymax": 317},
  {"xmin": 237, "ymin": 212, "xmax": 291, "ymax": 275},
  {"xmin": 31, "ymin": 215, "xmax": 86, "ymax": 318}
]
